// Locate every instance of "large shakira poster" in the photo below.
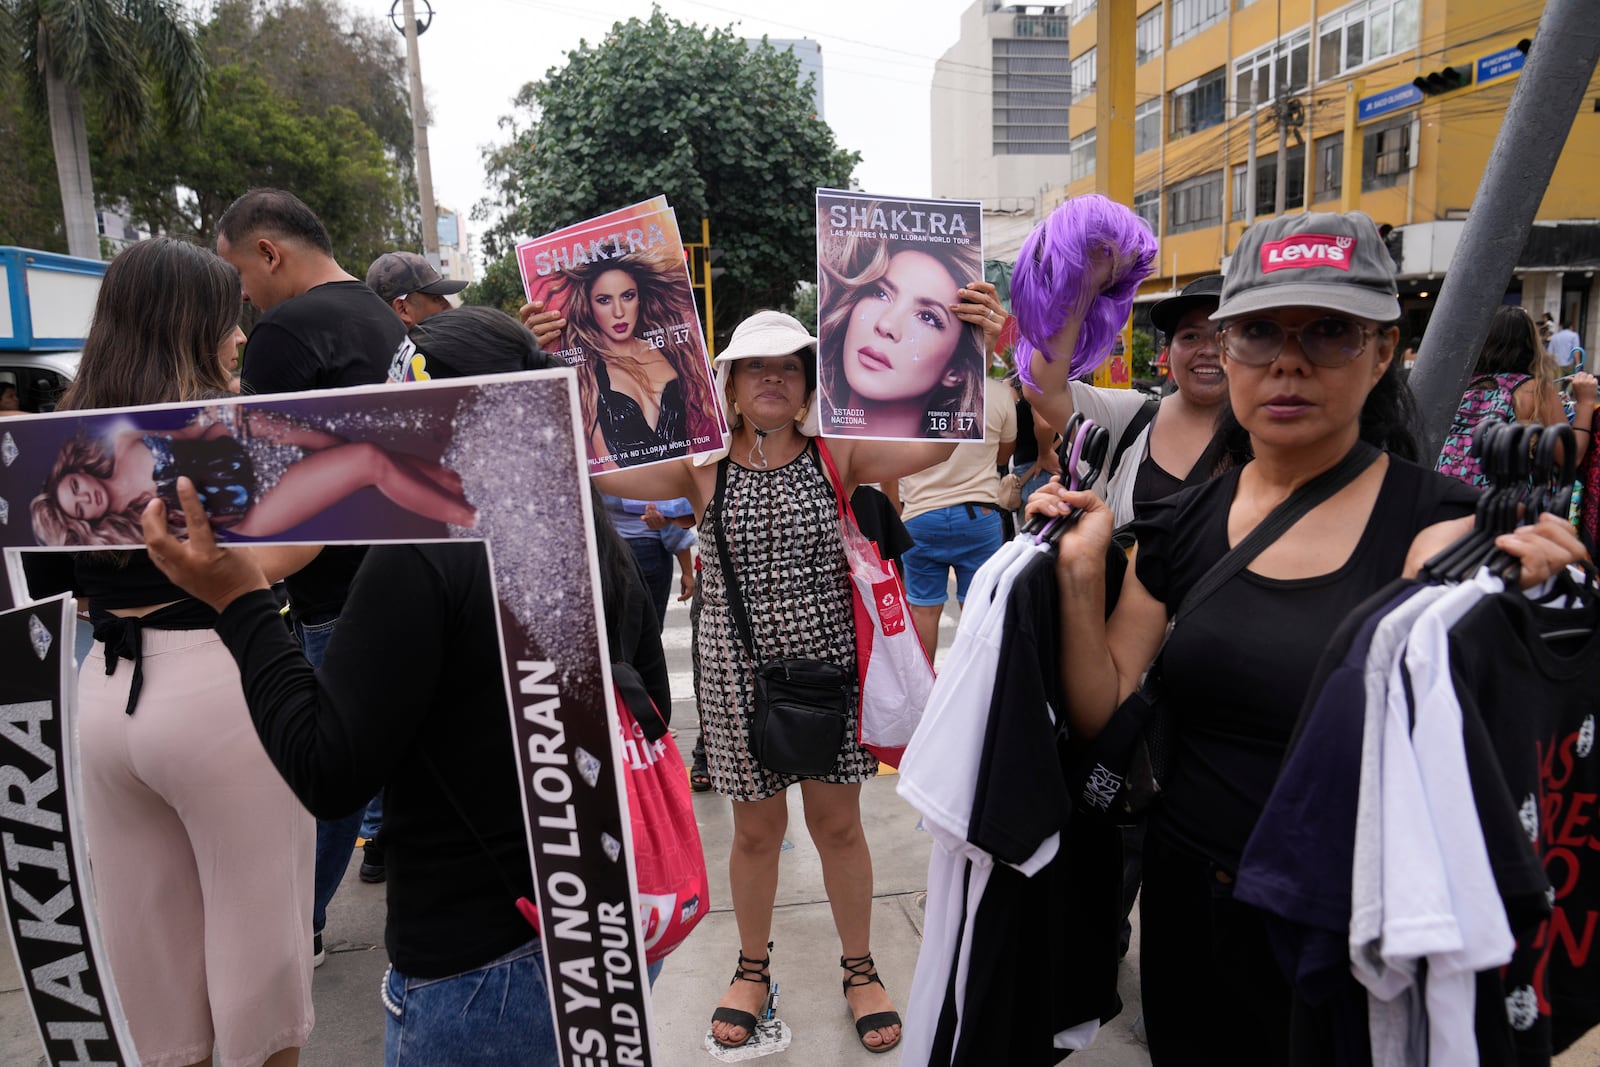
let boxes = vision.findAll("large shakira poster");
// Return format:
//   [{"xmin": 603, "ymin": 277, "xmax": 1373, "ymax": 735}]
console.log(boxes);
[
  {"xmin": 518, "ymin": 198, "xmax": 725, "ymax": 475},
  {"xmin": 815, "ymin": 189, "xmax": 986, "ymax": 442}
]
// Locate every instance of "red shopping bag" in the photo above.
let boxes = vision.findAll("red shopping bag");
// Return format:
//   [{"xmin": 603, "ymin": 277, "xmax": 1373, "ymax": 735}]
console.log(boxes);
[
  {"xmin": 815, "ymin": 440, "xmax": 936, "ymax": 768},
  {"xmin": 615, "ymin": 686, "xmax": 710, "ymax": 963}
]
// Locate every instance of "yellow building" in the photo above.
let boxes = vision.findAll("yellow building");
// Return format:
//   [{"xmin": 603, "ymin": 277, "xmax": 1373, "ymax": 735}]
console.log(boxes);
[{"xmin": 1052, "ymin": 0, "xmax": 1600, "ymax": 348}]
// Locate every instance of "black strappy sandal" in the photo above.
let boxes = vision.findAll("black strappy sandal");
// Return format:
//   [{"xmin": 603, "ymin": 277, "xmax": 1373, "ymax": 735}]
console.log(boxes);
[
  {"xmin": 710, "ymin": 942, "xmax": 772, "ymax": 1048},
  {"xmin": 690, "ymin": 741, "xmax": 712, "ymax": 793},
  {"xmin": 841, "ymin": 952, "xmax": 902, "ymax": 1054}
]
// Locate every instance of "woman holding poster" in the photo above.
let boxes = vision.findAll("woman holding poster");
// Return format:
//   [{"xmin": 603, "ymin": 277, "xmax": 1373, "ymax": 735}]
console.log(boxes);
[
  {"xmin": 579, "ymin": 309, "xmax": 950, "ymax": 1053},
  {"xmin": 816, "ymin": 194, "xmax": 989, "ymax": 441}
]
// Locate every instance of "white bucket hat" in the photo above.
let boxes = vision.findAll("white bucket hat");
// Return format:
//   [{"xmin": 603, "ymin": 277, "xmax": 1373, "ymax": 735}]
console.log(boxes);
[{"xmin": 696, "ymin": 310, "xmax": 821, "ymax": 465}]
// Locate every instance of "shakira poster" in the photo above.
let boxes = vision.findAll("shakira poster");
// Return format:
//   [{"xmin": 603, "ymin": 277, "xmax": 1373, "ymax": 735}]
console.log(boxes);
[
  {"xmin": 815, "ymin": 190, "xmax": 987, "ymax": 442},
  {"xmin": 0, "ymin": 374, "xmax": 662, "ymax": 1067},
  {"xmin": 517, "ymin": 198, "xmax": 726, "ymax": 475}
]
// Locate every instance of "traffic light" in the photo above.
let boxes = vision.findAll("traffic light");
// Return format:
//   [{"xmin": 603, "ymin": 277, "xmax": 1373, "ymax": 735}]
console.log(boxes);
[{"xmin": 1412, "ymin": 64, "xmax": 1472, "ymax": 96}]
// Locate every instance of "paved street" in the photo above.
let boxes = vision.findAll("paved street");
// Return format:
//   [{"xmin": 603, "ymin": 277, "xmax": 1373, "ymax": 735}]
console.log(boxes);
[{"xmin": 1, "ymin": 591, "xmax": 1596, "ymax": 1065}]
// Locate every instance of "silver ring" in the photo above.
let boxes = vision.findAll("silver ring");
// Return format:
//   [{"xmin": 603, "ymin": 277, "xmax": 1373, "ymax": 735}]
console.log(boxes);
[{"xmin": 987, "ymin": 310, "xmax": 997, "ymax": 322}]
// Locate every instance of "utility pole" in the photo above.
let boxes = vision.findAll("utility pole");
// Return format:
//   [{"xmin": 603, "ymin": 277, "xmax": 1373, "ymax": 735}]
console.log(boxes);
[
  {"xmin": 1339, "ymin": 79, "xmax": 1365, "ymax": 213},
  {"xmin": 1246, "ymin": 81, "xmax": 1262, "ymax": 226},
  {"xmin": 1407, "ymin": 0, "xmax": 1600, "ymax": 462},
  {"xmin": 1094, "ymin": 0, "xmax": 1136, "ymax": 209},
  {"xmin": 1095, "ymin": 0, "xmax": 1137, "ymax": 389},
  {"xmin": 1274, "ymin": 96, "xmax": 1289, "ymax": 215},
  {"xmin": 397, "ymin": 0, "xmax": 439, "ymax": 265}
]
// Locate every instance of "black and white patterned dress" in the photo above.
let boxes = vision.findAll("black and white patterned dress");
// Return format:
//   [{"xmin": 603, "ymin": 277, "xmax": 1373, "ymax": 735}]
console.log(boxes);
[{"xmin": 697, "ymin": 443, "xmax": 876, "ymax": 800}]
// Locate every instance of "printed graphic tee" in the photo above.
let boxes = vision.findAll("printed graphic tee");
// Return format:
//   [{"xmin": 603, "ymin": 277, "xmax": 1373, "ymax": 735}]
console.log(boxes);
[{"xmin": 1448, "ymin": 588, "xmax": 1600, "ymax": 1058}]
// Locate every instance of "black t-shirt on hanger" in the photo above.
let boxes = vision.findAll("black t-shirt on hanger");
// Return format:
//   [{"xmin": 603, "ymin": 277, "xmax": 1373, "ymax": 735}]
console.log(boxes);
[
  {"xmin": 930, "ymin": 552, "xmax": 1124, "ymax": 1066},
  {"xmin": 1449, "ymin": 590, "xmax": 1600, "ymax": 1059}
]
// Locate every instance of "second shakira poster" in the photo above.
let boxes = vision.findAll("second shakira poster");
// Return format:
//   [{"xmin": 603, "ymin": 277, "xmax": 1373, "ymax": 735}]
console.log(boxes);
[
  {"xmin": 815, "ymin": 189, "xmax": 986, "ymax": 442},
  {"xmin": 516, "ymin": 198, "xmax": 726, "ymax": 475}
]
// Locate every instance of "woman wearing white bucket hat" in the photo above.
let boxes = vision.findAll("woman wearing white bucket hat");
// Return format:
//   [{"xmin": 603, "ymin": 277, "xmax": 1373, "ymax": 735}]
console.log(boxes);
[{"xmin": 583, "ymin": 302, "xmax": 1013, "ymax": 1053}]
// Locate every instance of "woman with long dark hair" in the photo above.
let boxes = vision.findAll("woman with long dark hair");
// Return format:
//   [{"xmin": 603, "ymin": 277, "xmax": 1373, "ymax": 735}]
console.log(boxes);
[
  {"xmin": 64, "ymin": 237, "xmax": 319, "ymax": 1067},
  {"xmin": 142, "ymin": 304, "xmax": 669, "ymax": 1066},
  {"xmin": 1436, "ymin": 303, "xmax": 1595, "ymax": 487}
]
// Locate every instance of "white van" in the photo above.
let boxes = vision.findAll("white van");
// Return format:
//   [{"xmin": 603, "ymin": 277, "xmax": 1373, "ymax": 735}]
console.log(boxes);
[{"xmin": 0, "ymin": 246, "xmax": 102, "ymax": 415}]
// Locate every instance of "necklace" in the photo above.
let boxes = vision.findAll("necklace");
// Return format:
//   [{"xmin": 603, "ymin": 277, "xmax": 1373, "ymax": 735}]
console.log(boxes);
[{"xmin": 742, "ymin": 417, "xmax": 794, "ymax": 469}]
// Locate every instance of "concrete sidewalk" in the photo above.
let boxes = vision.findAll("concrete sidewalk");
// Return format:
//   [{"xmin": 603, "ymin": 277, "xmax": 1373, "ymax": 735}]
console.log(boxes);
[{"xmin": 3, "ymin": 592, "xmax": 1596, "ymax": 1064}]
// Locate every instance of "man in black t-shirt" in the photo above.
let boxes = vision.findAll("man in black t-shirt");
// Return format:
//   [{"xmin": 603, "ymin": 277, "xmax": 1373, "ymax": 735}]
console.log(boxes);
[
  {"xmin": 216, "ymin": 187, "xmax": 410, "ymax": 959},
  {"xmin": 217, "ymin": 188, "xmax": 413, "ymax": 393}
]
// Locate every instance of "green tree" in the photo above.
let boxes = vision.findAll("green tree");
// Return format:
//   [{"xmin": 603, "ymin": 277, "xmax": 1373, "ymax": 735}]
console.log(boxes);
[
  {"xmin": 92, "ymin": 1, "xmax": 416, "ymax": 267},
  {"xmin": 1131, "ymin": 329, "xmax": 1157, "ymax": 381},
  {"xmin": 4, "ymin": 0, "xmax": 206, "ymax": 259},
  {"xmin": 0, "ymin": 56, "xmax": 66, "ymax": 250},
  {"xmin": 476, "ymin": 11, "xmax": 858, "ymax": 341},
  {"xmin": 784, "ymin": 283, "xmax": 818, "ymax": 335},
  {"xmin": 203, "ymin": 0, "xmax": 414, "ymax": 167},
  {"xmin": 461, "ymin": 252, "xmax": 529, "ymax": 316}
]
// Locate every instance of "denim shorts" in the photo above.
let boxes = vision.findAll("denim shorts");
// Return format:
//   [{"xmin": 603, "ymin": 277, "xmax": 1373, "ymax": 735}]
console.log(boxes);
[
  {"xmin": 383, "ymin": 939, "xmax": 558, "ymax": 1067},
  {"xmin": 901, "ymin": 504, "xmax": 1006, "ymax": 606}
]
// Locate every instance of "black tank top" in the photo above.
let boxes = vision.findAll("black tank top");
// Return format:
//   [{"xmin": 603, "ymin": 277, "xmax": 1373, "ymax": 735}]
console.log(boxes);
[{"xmin": 594, "ymin": 360, "xmax": 688, "ymax": 461}]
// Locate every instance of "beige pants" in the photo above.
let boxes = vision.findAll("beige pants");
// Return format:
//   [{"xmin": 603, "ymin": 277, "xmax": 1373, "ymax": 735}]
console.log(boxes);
[{"xmin": 79, "ymin": 629, "xmax": 315, "ymax": 1067}]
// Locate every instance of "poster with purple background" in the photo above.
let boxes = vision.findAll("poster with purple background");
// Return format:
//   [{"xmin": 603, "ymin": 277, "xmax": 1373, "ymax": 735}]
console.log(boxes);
[{"xmin": 0, "ymin": 373, "xmax": 657, "ymax": 1067}]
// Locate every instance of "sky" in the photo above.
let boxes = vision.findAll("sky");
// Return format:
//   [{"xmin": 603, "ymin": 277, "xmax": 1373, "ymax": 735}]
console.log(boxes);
[{"xmin": 355, "ymin": 0, "xmax": 981, "ymax": 266}]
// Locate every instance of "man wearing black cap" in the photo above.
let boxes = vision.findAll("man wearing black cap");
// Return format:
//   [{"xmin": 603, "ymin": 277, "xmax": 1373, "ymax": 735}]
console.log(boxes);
[{"xmin": 366, "ymin": 251, "xmax": 468, "ymax": 328}]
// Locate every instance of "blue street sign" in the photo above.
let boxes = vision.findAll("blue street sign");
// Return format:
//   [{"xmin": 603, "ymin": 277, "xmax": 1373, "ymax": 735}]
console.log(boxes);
[
  {"xmin": 1477, "ymin": 47, "xmax": 1526, "ymax": 86},
  {"xmin": 1358, "ymin": 83, "xmax": 1424, "ymax": 123}
]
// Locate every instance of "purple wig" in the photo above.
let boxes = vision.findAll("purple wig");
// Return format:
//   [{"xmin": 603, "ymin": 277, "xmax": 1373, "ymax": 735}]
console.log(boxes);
[{"xmin": 1013, "ymin": 195, "xmax": 1158, "ymax": 390}]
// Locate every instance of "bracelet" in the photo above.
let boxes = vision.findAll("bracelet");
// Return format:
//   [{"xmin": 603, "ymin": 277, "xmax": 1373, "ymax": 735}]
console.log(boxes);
[{"xmin": 1574, "ymin": 427, "xmax": 1591, "ymax": 435}]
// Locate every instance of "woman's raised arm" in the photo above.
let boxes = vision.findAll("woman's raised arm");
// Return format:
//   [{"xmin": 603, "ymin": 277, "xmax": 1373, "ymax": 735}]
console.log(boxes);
[
  {"xmin": 590, "ymin": 457, "xmax": 704, "ymax": 514},
  {"xmin": 830, "ymin": 439, "xmax": 958, "ymax": 493}
]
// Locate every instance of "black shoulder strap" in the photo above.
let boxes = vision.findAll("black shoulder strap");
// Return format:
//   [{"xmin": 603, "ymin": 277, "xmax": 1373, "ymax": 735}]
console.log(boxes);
[
  {"xmin": 1174, "ymin": 441, "xmax": 1381, "ymax": 623},
  {"xmin": 710, "ymin": 457, "xmax": 761, "ymax": 664},
  {"xmin": 1107, "ymin": 398, "xmax": 1161, "ymax": 483}
]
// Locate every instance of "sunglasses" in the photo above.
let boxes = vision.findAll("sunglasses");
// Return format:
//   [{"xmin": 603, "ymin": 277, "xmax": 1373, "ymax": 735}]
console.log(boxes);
[{"xmin": 1220, "ymin": 316, "xmax": 1377, "ymax": 368}]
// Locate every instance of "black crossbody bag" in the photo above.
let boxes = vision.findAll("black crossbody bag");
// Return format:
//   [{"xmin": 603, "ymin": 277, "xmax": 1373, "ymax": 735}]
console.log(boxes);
[
  {"xmin": 1071, "ymin": 441, "xmax": 1380, "ymax": 823},
  {"xmin": 711, "ymin": 453, "xmax": 854, "ymax": 776}
]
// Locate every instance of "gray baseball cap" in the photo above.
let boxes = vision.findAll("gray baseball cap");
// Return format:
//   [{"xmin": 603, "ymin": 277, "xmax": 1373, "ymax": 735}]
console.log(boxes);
[
  {"xmin": 365, "ymin": 251, "xmax": 468, "ymax": 304},
  {"xmin": 1213, "ymin": 212, "xmax": 1400, "ymax": 323}
]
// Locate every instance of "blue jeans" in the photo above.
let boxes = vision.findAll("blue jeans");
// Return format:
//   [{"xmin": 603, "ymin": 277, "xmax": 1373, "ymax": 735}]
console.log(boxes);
[
  {"xmin": 360, "ymin": 793, "xmax": 384, "ymax": 842},
  {"xmin": 625, "ymin": 535, "xmax": 673, "ymax": 629},
  {"xmin": 901, "ymin": 505, "xmax": 1006, "ymax": 606},
  {"xmin": 300, "ymin": 615, "xmax": 365, "ymax": 935},
  {"xmin": 383, "ymin": 939, "xmax": 558, "ymax": 1066},
  {"xmin": 1009, "ymin": 461, "xmax": 1057, "ymax": 514}
]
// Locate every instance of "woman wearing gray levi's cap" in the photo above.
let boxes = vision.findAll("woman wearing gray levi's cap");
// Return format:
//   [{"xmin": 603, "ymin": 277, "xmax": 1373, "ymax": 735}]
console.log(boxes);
[{"xmin": 1027, "ymin": 210, "xmax": 1587, "ymax": 1064}]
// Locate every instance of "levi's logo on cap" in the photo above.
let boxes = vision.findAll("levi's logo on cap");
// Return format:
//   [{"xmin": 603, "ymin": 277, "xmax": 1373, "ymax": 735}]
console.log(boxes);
[{"xmin": 1260, "ymin": 233, "xmax": 1354, "ymax": 273}]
